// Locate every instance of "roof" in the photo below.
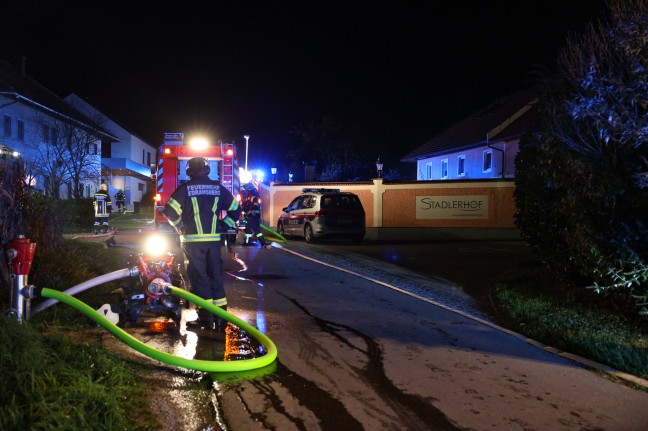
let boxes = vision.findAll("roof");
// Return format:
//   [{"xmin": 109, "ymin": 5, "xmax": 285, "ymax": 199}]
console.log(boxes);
[
  {"xmin": 401, "ymin": 88, "xmax": 537, "ymax": 162},
  {"xmin": 0, "ymin": 58, "xmax": 117, "ymax": 141}
]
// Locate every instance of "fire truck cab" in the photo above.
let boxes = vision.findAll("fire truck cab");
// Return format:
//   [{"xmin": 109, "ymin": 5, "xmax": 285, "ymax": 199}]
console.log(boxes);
[{"xmin": 153, "ymin": 132, "xmax": 240, "ymax": 233}]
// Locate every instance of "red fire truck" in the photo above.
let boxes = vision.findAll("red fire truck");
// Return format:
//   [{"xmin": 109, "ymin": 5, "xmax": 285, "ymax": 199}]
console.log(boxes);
[{"xmin": 152, "ymin": 132, "xmax": 240, "ymax": 232}]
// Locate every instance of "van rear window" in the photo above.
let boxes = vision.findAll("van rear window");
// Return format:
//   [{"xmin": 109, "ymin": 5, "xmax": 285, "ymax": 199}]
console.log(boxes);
[{"xmin": 320, "ymin": 194, "xmax": 362, "ymax": 209}]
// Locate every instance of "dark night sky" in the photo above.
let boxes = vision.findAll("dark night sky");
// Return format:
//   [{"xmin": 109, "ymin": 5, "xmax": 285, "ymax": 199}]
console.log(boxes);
[{"xmin": 0, "ymin": 1, "xmax": 607, "ymax": 177}]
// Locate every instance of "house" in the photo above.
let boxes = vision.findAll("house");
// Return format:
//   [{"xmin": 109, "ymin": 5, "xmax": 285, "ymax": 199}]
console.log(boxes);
[
  {"xmin": 64, "ymin": 94, "xmax": 156, "ymax": 212},
  {"xmin": 0, "ymin": 58, "xmax": 155, "ymax": 210},
  {"xmin": 401, "ymin": 89, "xmax": 537, "ymax": 180},
  {"xmin": 0, "ymin": 58, "xmax": 117, "ymax": 198}
]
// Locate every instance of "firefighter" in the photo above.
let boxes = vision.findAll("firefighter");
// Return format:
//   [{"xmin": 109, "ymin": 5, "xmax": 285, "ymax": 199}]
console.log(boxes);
[
  {"xmin": 244, "ymin": 195, "xmax": 269, "ymax": 248},
  {"xmin": 93, "ymin": 183, "xmax": 112, "ymax": 233},
  {"xmin": 115, "ymin": 189, "xmax": 126, "ymax": 213},
  {"xmin": 163, "ymin": 157, "xmax": 241, "ymax": 331}
]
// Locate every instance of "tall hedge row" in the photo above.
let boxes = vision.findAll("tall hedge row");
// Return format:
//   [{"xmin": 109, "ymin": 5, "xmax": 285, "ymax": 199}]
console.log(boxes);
[{"xmin": 515, "ymin": 0, "xmax": 648, "ymax": 316}]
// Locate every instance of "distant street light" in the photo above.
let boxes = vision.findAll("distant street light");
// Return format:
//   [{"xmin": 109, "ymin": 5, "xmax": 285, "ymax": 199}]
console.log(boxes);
[
  {"xmin": 376, "ymin": 157, "xmax": 383, "ymax": 178},
  {"xmin": 271, "ymin": 167, "xmax": 277, "ymax": 182},
  {"xmin": 243, "ymin": 135, "xmax": 250, "ymax": 172},
  {"xmin": 288, "ymin": 171, "xmax": 293, "ymax": 182}
]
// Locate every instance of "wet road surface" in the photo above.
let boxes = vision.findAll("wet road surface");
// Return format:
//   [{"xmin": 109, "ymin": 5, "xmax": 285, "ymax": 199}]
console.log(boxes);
[{"xmin": 109, "ymin": 231, "xmax": 648, "ymax": 430}]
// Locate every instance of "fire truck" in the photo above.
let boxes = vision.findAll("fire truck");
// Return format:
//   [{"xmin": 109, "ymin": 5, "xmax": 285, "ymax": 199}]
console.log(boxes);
[{"xmin": 152, "ymin": 132, "xmax": 240, "ymax": 232}]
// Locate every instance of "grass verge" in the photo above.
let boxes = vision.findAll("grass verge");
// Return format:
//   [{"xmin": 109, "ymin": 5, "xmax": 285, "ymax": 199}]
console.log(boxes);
[
  {"xmin": 491, "ymin": 260, "xmax": 648, "ymax": 381},
  {"xmin": 0, "ymin": 239, "xmax": 163, "ymax": 430},
  {"xmin": 0, "ymin": 317, "xmax": 160, "ymax": 431}
]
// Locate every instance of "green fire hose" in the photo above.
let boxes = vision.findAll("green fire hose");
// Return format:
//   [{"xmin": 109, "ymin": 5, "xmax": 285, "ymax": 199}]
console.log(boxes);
[
  {"xmin": 38, "ymin": 287, "xmax": 278, "ymax": 373},
  {"xmin": 261, "ymin": 223, "xmax": 287, "ymax": 243}
]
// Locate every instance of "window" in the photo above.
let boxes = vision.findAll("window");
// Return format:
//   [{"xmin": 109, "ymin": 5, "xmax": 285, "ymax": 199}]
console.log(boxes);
[
  {"xmin": 457, "ymin": 155, "xmax": 466, "ymax": 176},
  {"xmin": 142, "ymin": 149, "xmax": 146, "ymax": 164},
  {"xmin": 426, "ymin": 163, "xmax": 432, "ymax": 180},
  {"xmin": 483, "ymin": 150, "xmax": 492, "ymax": 172},
  {"xmin": 3, "ymin": 115, "xmax": 11, "ymax": 137},
  {"xmin": 441, "ymin": 159, "xmax": 448, "ymax": 179},
  {"xmin": 17, "ymin": 120, "xmax": 24, "ymax": 142},
  {"xmin": 146, "ymin": 151, "xmax": 151, "ymax": 166},
  {"xmin": 138, "ymin": 182, "xmax": 145, "ymax": 191}
]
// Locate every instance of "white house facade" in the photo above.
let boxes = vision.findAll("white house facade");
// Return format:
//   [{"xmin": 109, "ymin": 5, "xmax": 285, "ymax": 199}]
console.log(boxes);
[
  {"xmin": 402, "ymin": 89, "xmax": 536, "ymax": 181},
  {"xmin": 1, "ymin": 59, "xmax": 116, "ymax": 199},
  {"xmin": 64, "ymin": 94, "xmax": 156, "ymax": 212}
]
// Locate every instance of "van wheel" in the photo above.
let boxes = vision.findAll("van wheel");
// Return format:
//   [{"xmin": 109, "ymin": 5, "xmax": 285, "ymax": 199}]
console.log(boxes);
[
  {"xmin": 304, "ymin": 224, "xmax": 316, "ymax": 244},
  {"xmin": 278, "ymin": 222, "xmax": 285, "ymax": 237}
]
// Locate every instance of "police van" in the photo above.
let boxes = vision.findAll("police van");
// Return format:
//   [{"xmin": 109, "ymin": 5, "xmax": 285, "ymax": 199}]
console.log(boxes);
[{"xmin": 277, "ymin": 188, "xmax": 365, "ymax": 243}]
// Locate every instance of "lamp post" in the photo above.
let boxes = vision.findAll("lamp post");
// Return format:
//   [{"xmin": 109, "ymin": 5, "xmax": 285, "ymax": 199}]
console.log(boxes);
[
  {"xmin": 243, "ymin": 135, "xmax": 250, "ymax": 172},
  {"xmin": 271, "ymin": 167, "xmax": 277, "ymax": 182},
  {"xmin": 288, "ymin": 171, "xmax": 293, "ymax": 182},
  {"xmin": 376, "ymin": 157, "xmax": 383, "ymax": 179}
]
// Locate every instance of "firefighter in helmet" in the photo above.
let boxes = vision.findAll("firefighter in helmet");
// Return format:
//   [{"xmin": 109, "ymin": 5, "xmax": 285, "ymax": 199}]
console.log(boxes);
[
  {"xmin": 115, "ymin": 189, "xmax": 126, "ymax": 213},
  {"xmin": 162, "ymin": 157, "xmax": 241, "ymax": 331},
  {"xmin": 244, "ymin": 195, "xmax": 269, "ymax": 248},
  {"xmin": 93, "ymin": 183, "xmax": 112, "ymax": 233}
]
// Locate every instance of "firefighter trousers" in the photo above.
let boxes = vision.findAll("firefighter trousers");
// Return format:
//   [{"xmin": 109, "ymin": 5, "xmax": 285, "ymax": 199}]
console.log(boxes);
[{"xmin": 181, "ymin": 241, "xmax": 227, "ymax": 313}]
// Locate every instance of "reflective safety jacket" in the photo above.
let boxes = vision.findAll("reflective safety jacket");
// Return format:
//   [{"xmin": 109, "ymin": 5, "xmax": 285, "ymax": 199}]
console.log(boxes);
[
  {"xmin": 162, "ymin": 174, "xmax": 241, "ymax": 243},
  {"xmin": 93, "ymin": 190, "xmax": 111, "ymax": 217}
]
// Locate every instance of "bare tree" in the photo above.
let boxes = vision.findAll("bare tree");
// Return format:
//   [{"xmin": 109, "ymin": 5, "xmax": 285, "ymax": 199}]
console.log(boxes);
[
  {"xmin": 23, "ymin": 113, "xmax": 103, "ymax": 199},
  {"xmin": 57, "ymin": 118, "xmax": 102, "ymax": 199},
  {"xmin": 21, "ymin": 116, "xmax": 67, "ymax": 197}
]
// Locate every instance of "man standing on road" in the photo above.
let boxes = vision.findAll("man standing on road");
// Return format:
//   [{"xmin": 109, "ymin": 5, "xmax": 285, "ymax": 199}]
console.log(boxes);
[{"xmin": 162, "ymin": 157, "xmax": 241, "ymax": 330}]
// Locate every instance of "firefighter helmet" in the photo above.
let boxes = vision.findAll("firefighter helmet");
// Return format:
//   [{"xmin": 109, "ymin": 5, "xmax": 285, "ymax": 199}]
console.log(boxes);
[
  {"xmin": 100, "ymin": 183, "xmax": 108, "ymax": 191},
  {"xmin": 186, "ymin": 157, "xmax": 210, "ymax": 177}
]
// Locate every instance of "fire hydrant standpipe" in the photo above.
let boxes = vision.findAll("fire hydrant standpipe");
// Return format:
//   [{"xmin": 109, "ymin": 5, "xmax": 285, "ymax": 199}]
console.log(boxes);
[{"xmin": 37, "ymin": 286, "xmax": 278, "ymax": 373}]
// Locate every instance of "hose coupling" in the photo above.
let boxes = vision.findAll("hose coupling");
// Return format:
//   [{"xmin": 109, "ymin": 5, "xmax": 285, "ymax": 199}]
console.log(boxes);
[
  {"xmin": 147, "ymin": 278, "xmax": 172, "ymax": 296},
  {"xmin": 22, "ymin": 285, "xmax": 41, "ymax": 299}
]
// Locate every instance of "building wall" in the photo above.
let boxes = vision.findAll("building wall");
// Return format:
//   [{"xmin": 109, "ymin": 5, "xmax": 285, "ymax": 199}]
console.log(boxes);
[
  {"xmin": 1, "ymin": 94, "xmax": 100, "ymax": 198},
  {"xmin": 260, "ymin": 179, "xmax": 518, "ymax": 240}
]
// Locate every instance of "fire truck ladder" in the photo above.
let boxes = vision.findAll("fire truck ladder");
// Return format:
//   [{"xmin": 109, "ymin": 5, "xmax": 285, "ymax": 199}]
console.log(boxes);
[{"xmin": 220, "ymin": 143, "xmax": 239, "ymax": 196}]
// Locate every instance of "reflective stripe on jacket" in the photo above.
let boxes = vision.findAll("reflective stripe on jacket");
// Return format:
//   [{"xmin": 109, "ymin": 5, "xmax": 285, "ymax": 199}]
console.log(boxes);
[
  {"xmin": 162, "ymin": 175, "xmax": 241, "ymax": 243},
  {"xmin": 94, "ymin": 191, "xmax": 111, "ymax": 217}
]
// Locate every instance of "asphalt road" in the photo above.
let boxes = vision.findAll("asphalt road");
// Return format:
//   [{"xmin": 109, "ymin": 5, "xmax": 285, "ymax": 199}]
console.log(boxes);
[{"xmin": 109, "ymin": 231, "xmax": 648, "ymax": 430}]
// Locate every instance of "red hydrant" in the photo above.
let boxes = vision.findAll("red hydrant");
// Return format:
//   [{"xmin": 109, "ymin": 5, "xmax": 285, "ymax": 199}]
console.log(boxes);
[{"xmin": 4, "ymin": 235, "xmax": 36, "ymax": 321}]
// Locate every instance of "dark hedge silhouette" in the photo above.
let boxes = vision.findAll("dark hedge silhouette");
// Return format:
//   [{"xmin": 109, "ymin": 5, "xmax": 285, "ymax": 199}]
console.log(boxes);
[{"xmin": 515, "ymin": 0, "xmax": 648, "ymax": 317}]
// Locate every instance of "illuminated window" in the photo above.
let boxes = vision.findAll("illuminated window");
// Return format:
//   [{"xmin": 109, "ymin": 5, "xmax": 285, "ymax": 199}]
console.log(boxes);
[
  {"xmin": 483, "ymin": 150, "xmax": 492, "ymax": 172},
  {"xmin": 457, "ymin": 155, "xmax": 466, "ymax": 176},
  {"xmin": 441, "ymin": 159, "xmax": 448, "ymax": 179}
]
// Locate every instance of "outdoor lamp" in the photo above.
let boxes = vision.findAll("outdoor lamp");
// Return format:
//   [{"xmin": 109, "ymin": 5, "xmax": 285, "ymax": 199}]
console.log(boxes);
[{"xmin": 376, "ymin": 157, "xmax": 383, "ymax": 178}]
